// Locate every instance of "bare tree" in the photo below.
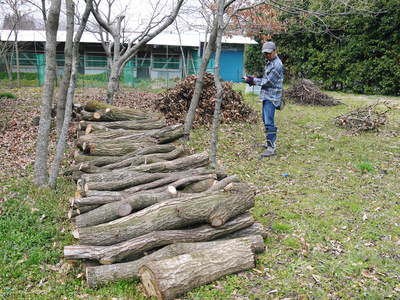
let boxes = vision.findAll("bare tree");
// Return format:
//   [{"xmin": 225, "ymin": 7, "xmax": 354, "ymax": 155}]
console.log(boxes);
[
  {"xmin": 174, "ymin": 19, "xmax": 187, "ymax": 78},
  {"xmin": 34, "ymin": 0, "xmax": 61, "ymax": 186},
  {"xmin": 49, "ymin": 0, "xmax": 93, "ymax": 188},
  {"xmin": 0, "ymin": 0, "xmax": 34, "ymax": 87},
  {"xmin": 90, "ymin": 0, "xmax": 185, "ymax": 104},
  {"xmin": 55, "ymin": 0, "xmax": 75, "ymax": 137},
  {"xmin": 0, "ymin": 28, "xmax": 15, "ymax": 84},
  {"xmin": 209, "ymin": 0, "xmax": 225, "ymax": 168},
  {"xmin": 183, "ymin": 0, "xmax": 220, "ymax": 140}
]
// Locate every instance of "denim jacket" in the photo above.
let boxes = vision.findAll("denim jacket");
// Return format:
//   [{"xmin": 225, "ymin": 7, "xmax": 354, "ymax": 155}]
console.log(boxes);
[{"xmin": 253, "ymin": 56, "xmax": 284, "ymax": 108}]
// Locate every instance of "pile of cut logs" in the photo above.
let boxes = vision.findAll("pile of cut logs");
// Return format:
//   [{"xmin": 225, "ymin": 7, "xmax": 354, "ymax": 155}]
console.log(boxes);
[{"xmin": 64, "ymin": 100, "xmax": 266, "ymax": 300}]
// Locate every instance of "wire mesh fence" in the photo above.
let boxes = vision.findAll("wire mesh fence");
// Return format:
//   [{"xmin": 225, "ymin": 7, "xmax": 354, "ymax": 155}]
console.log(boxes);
[{"xmin": 0, "ymin": 53, "xmax": 200, "ymax": 89}]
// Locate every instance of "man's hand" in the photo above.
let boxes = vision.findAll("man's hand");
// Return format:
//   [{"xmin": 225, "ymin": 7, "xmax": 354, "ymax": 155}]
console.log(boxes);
[{"xmin": 243, "ymin": 75, "xmax": 255, "ymax": 86}]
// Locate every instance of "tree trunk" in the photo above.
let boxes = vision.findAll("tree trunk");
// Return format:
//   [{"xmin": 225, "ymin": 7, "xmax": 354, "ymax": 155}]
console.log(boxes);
[
  {"xmin": 183, "ymin": 11, "xmax": 219, "ymax": 140},
  {"xmin": 106, "ymin": 61, "xmax": 121, "ymax": 104},
  {"xmin": 210, "ymin": 1, "xmax": 225, "ymax": 168},
  {"xmin": 55, "ymin": 0, "xmax": 74, "ymax": 137},
  {"xmin": 139, "ymin": 240, "xmax": 256, "ymax": 300},
  {"xmin": 85, "ymin": 235, "xmax": 263, "ymax": 287},
  {"xmin": 74, "ymin": 182, "xmax": 254, "ymax": 246},
  {"xmin": 48, "ymin": 0, "xmax": 92, "ymax": 188},
  {"xmin": 105, "ymin": 15, "xmax": 123, "ymax": 104},
  {"xmin": 65, "ymin": 213, "xmax": 255, "ymax": 263},
  {"xmin": 14, "ymin": 33, "xmax": 20, "ymax": 88},
  {"xmin": 33, "ymin": 0, "xmax": 61, "ymax": 185}
]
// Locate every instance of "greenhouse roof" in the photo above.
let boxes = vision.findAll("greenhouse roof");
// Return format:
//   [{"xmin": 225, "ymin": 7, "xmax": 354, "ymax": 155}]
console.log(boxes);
[{"xmin": 0, "ymin": 30, "xmax": 256, "ymax": 47}]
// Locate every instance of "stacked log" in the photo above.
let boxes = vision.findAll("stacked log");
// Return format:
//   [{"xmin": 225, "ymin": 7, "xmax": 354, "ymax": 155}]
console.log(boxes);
[{"xmin": 65, "ymin": 101, "xmax": 266, "ymax": 299}]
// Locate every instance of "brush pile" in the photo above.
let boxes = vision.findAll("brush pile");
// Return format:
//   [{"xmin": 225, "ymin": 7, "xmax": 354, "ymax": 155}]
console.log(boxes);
[
  {"xmin": 65, "ymin": 101, "xmax": 266, "ymax": 300},
  {"xmin": 335, "ymin": 101, "xmax": 391, "ymax": 132},
  {"xmin": 285, "ymin": 79, "xmax": 341, "ymax": 106},
  {"xmin": 157, "ymin": 73, "xmax": 257, "ymax": 127}
]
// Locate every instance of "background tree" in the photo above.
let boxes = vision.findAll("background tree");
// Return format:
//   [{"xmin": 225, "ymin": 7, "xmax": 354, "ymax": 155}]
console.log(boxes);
[
  {"xmin": 34, "ymin": 0, "xmax": 61, "ymax": 186},
  {"xmin": 183, "ymin": 0, "xmax": 220, "ymax": 140},
  {"xmin": 49, "ymin": 0, "xmax": 93, "ymax": 188},
  {"xmin": 274, "ymin": 0, "xmax": 399, "ymax": 95},
  {"xmin": 0, "ymin": 0, "xmax": 38, "ymax": 87},
  {"xmin": 91, "ymin": 0, "xmax": 185, "ymax": 104},
  {"xmin": 55, "ymin": 0, "xmax": 74, "ymax": 137}
]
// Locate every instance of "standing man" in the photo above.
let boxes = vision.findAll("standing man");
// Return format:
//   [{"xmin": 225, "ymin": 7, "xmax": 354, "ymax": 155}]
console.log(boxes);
[{"xmin": 245, "ymin": 41, "xmax": 284, "ymax": 157}]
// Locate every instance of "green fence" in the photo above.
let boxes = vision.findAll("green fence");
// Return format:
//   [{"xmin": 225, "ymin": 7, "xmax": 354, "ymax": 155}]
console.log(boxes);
[{"xmin": 0, "ymin": 52, "xmax": 203, "ymax": 89}]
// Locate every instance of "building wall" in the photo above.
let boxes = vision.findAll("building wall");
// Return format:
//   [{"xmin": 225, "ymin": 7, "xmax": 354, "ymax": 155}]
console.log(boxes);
[{"xmin": 4, "ymin": 41, "xmax": 246, "ymax": 83}]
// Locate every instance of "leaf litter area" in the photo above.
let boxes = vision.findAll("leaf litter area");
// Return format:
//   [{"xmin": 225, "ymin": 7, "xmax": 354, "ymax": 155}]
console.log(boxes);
[
  {"xmin": 0, "ymin": 95, "xmax": 42, "ymax": 179},
  {"xmin": 0, "ymin": 88, "xmax": 160, "ymax": 180}
]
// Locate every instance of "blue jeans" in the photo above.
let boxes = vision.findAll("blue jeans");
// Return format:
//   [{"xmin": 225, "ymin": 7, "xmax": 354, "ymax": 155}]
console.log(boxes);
[{"xmin": 262, "ymin": 100, "xmax": 277, "ymax": 147}]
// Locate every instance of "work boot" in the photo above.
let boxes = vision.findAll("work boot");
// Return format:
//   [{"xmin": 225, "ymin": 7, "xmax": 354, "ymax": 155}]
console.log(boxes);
[{"xmin": 261, "ymin": 146, "xmax": 276, "ymax": 157}]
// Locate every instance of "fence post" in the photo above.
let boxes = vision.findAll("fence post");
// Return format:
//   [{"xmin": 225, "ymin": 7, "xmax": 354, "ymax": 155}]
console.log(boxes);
[{"xmin": 36, "ymin": 53, "xmax": 45, "ymax": 87}]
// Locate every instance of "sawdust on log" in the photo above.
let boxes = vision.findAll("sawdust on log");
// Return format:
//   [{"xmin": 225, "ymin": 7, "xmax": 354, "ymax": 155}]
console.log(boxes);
[
  {"xmin": 285, "ymin": 79, "xmax": 341, "ymax": 106},
  {"xmin": 156, "ymin": 73, "xmax": 257, "ymax": 127}
]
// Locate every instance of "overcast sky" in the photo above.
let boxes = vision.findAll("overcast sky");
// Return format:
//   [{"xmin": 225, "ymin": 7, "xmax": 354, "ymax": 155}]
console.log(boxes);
[{"xmin": 0, "ymin": 0, "xmax": 208, "ymax": 33}]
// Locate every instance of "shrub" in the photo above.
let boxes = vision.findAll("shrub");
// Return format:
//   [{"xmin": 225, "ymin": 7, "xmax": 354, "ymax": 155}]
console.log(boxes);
[{"xmin": 0, "ymin": 92, "xmax": 16, "ymax": 99}]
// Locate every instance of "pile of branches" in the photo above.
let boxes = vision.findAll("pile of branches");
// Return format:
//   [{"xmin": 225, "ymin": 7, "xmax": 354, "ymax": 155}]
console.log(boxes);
[
  {"xmin": 64, "ymin": 101, "xmax": 266, "ymax": 299},
  {"xmin": 285, "ymin": 79, "xmax": 341, "ymax": 106},
  {"xmin": 157, "ymin": 73, "xmax": 257, "ymax": 127},
  {"xmin": 335, "ymin": 101, "xmax": 391, "ymax": 132}
]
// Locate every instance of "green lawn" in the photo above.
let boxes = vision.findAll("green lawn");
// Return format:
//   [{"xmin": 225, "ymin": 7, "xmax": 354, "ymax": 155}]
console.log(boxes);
[{"xmin": 1, "ymin": 85, "xmax": 399, "ymax": 299}]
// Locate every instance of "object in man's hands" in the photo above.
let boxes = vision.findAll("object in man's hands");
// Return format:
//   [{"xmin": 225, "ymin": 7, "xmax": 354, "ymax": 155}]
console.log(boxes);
[{"xmin": 244, "ymin": 76, "xmax": 255, "ymax": 86}]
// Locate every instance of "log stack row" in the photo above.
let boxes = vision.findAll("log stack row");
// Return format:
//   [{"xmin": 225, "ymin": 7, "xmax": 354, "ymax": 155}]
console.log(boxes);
[{"xmin": 65, "ymin": 100, "xmax": 266, "ymax": 300}]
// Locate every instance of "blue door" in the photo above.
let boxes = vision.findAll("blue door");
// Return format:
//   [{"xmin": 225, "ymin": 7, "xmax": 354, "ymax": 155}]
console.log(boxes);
[{"xmin": 220, "ymin": 50, "xmax": 243, "ymax": 82}]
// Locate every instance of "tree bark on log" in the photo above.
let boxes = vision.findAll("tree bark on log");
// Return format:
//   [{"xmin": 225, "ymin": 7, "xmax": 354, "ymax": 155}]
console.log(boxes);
[
  {"xmin": 220, "ymin": 222, "xmax": 267, "ymax": 240},
  {"xmin": 74, "ymin": 182, "xmax": 254, "ymax": 245},
  {"xmin": 65, "ymin": 213, "xmax": 254, "ymax": 262},
  {"xmin": 74, "ymin": 190, "xmax": 179, "ymax": 227},
  {"xmin": 85, "ymin": 235, "xmax": 264, "ymax": 287},
  {"xmin": 73, "ymin": 172, "xmax": 231, "ymax": 208},
  {"xmin": 102, "ymin": 147, "xmax": 184, "ymax": 170},
  {"xmin": 80, "ymin": 153, "xmax": 210, "ymax": 191},
  {"xmin": 75, "ymin": 174, "xmax": 217, "ymax": 228},
  {"xmin": 73, "ymin": 172, "xmax": 229, "ymax": 208},
  {"xmin": 83, "ymin": 140, "xmax": 156, "ymax": 156},
  {"xmin": 68, "ymin": 204, "xmax": 100, "ymax": 218},
  {"xmin": 79, "ymin": 101, "xmax": 161, "ymax": 121},
  {"xmin": 139, "ymin": 240, "xmax": 256, "ymax": 300},
  {"xmin": 127, "ymin": 151, "xmax": 209, "ymax": 173},
  {"xmin": 77, "ymin": 124, "xmax": 183, "ymax": 148},
  {"xmin": 79, "ymin": 119, "xmax": 165, "ymax": 132},
  {"xmin": 70, "ymin": 144, "xmax": 176, "ymax": 168}
]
